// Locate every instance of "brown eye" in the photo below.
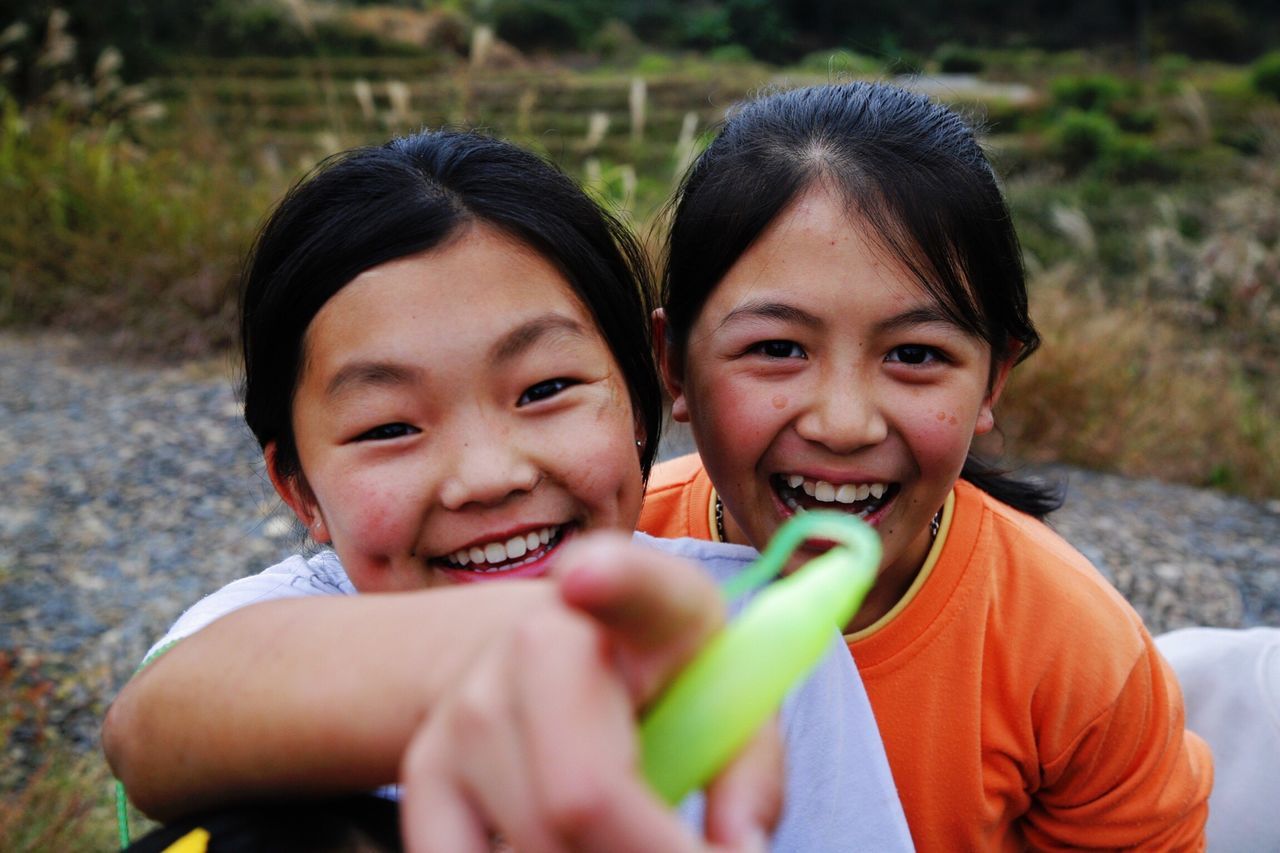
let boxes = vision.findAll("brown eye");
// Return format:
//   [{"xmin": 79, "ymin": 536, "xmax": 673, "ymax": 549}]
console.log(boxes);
[
  {"xmin": 753, "ymin": 340, "xmax": 806, "ymax": 359},
  {"xmin": 887, "ymin": 345, "xmax": 941, "ymax": 365},
  {"xmin": 518, "ymin": 378, "xmax": 577, "ymax": 406},
  {"xmin": 354, "ymin": 423, "xmax": 418, "ymax": 441}
]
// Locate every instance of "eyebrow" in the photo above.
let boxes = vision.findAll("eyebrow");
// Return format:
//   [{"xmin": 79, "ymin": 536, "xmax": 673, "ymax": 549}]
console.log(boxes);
[
  {"xmin": 720, "ymin": 300, "xmax": 823, "ymax": 330},
  {"xmin": 721, "ymin": 299, "xmax": 964, "ymax": 336},
  {"xmin": 874, "ymin": 305, "xmax": 962, "ymax": 335},
  {"xmin": 490, "ymin": 313, "xmax": 591, "ymax": 364},
  {"xmin": 324, "ymin": 361, "xmax": 424, "ymax": 401}
]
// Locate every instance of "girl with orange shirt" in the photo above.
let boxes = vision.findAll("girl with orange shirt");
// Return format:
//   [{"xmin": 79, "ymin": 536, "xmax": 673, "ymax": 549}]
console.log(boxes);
[{"xmin": 640, "ymin": 81, "xmax": 1212, "ymax": 849}]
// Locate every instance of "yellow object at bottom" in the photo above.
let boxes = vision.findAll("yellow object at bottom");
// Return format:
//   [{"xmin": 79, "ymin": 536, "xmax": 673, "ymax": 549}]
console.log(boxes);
[{"xmin": 162, "ymin": 826, "xmax": 211, "ymax": 853}]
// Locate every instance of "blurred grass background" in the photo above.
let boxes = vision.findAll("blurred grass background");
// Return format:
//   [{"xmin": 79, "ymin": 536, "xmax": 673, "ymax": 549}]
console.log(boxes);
[{"xmin": 2, "ymin": 1, "xmax": 1279, "ymax": 845}]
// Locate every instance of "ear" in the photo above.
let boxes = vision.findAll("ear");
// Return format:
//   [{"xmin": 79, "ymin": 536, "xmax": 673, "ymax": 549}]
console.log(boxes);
[
  {"xmin": 264, "ymin": 442, "xmax": 330, "ymax": 543},
  {"xmin": 975, "ymin": 343, "xmax": 1022, "ymax": 436},
  {"xmin": 652, "ymin": 308, "xmax": 690, "ymax": 424}
]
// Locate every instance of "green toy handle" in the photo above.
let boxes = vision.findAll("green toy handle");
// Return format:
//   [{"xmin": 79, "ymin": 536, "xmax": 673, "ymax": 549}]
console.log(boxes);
[{"xmin": 639, "ymin": 511, "xmax": 881, "ymax": 804}]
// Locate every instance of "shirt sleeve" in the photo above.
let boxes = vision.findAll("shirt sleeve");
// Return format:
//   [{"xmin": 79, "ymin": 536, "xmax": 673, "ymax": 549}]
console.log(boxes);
[
  {"xmin": 1024, "ymin": 633, "xmax": 1212, "ymax": 850},
  {"xmin": 143, "ymin": 551, "xmax": 354, "ymax": 661}
]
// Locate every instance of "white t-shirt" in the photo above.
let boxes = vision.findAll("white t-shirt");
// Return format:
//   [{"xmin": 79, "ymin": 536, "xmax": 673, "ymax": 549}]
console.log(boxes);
[
  {"xmin": 1157, "ymin": 626, "xmax": 1280, "ymax": 853},
  {"xmin": 148, "ymin": 533, "xmax": 914, "ymax": 852}
]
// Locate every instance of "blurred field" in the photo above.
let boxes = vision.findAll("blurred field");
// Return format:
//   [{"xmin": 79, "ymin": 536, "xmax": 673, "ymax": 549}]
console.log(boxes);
[
  {"xmin": 2, "ymin": 17, "xmax": 1279, "ymax": 503},
  {"xmin": 3, "ymin": 11, "xmax": 1280, "ymax": 845}
]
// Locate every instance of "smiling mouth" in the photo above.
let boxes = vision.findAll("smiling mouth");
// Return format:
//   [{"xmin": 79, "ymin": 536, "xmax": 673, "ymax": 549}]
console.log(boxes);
[
  {"xmin": 436, "ymin": 524, "xmax": 568, "ymax": 574},
  {"xmin": 772, "ymin": 474, "xmax": 898, "ymax": 520}
]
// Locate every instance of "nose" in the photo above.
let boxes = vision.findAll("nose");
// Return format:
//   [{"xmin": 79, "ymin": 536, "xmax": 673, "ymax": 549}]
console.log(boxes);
[
  {"xmin": 438, "ymin": 417, "xmax": 542, "ymax": 511},
  {"xmin": 793, "ymin": 366, "xmax": 887, "ymax": 454}
]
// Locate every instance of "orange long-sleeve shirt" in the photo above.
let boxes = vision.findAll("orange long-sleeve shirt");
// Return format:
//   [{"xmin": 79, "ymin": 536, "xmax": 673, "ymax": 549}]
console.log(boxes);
[{"xmin": 639, "ymin": 454, "xmax": 1212, "ymax": 850}]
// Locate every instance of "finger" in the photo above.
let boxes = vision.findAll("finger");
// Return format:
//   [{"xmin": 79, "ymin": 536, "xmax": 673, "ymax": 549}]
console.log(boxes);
[
  {"xmin": 702, "ymin": 720, "xmax": 784, "ymax": 852},
  {"xmin": 401, "ymin": 635, "xmax": 559, "ymax": 853},
  {"xmin": 399, "ymin": 726, "xmax": 492, "ymax": 853},
  {"xmin": 555, "ymin": 533, "xmax": 725, "ymax": 702},
  {"xmin": 544, "ymin": 773, "xmax": 707, "ymax": 853},
  {"xmin": 493, "ymin": 608, "xmax": 700, "ymax": 853}
]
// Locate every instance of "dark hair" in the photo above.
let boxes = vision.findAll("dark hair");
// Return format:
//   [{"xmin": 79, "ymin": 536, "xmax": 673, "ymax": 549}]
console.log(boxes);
[
  {"xmin": 661, "ymin": 82, "xmax": 1061, "ymax": 518},
  {"xmin": 241, "ymin": 129, "xmax": 662, "ymax": 484}
]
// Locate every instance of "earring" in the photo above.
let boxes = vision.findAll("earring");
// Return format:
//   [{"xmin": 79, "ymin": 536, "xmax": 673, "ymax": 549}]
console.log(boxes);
[{"xmin": 636, "ymin": 440, "xmax": 643, "ymax": 448}]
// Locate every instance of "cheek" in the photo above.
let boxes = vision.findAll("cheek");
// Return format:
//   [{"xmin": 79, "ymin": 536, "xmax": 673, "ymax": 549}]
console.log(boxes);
[
  {"xmin": 909, "ymin": 405, "xmax": 981, "ymax": 471},
  {"xmin": 315, "ymin": 470, "xmax": 419, "ymax": 548},
  {"xmin": 559, "ymin": 404, "xmax": 645, "ymax": 525},
  {"xmin": 687, "ymin": 373, "xmax": 784, "ymax": 456}
]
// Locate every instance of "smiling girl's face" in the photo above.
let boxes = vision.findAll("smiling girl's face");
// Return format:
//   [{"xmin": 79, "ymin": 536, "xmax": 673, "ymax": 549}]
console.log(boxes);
[
  {"xmin": 663, "ymin": 187, "xmax": 1012, "ymax": 624},
  {"xmin": 272, "ymin": 223, "xmax": 645, "ymax": 592}
]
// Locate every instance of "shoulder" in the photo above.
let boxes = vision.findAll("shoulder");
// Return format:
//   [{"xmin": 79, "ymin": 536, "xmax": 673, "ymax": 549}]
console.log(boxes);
[
  {"xmin": 146, "ymin": 551, "xmax": 355, "ymax": 659},
  {"xmin": 958, "ymin": 480, "xmax": 1141, "ymax": 635},
  {"xmin": 640, "ymin": 453, "xmax": 714, "ymax": 540},
  {"xmin": 953, "ymin": 481, "xmax": 1152, "ymax": 703},
  {"xmin": 646, "ymin": 453, "xmax": 709, "ymax": 494},
  {"xmin": 633, "ymin": 532, "xmax": 761, "ymax": 613}
]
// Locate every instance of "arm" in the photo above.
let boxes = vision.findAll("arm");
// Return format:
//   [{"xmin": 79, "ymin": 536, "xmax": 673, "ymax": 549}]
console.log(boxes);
[
  {"xmin": 1024, "ymin": 633, "xmax": 1212, "ymax": 850},
  {"xmin": 104, "ymin": 534, "xmax": 784, "ymax": 849},
  {"xmin": 104, "ymin": 580, "xmax": 557, "ymax": 820}
]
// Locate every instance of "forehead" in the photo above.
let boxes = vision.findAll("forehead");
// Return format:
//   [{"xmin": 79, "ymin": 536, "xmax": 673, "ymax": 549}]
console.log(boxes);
[
  {"xmin": 303, "ymin": 225, "xmax": 604, "ymax": 370},
  {"xmin": 709, "ymin": 187, "xmax": 930, "ymax": 309}
]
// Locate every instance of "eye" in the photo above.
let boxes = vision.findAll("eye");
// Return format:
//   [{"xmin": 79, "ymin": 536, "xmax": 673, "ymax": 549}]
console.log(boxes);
[
  {"xmin": 518, "ymin": 377, "xmax": 578, "ymax": 406},
  {"xmin": 354, "ymin": 423, "xmax": 418, "ymax": 442},
  {"xmin": 886, "ymin": 345, "xmax": 944, "ymax": 365},
  {"xmin": 750, "ymin": 340, "xmax": 807, "ymax": 359}
]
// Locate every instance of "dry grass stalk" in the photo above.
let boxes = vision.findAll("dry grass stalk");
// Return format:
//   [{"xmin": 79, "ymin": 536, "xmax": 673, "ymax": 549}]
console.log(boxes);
[
  {"xmin": 673, "ymin": 111, "xmax": 699, "ymax": 181},
  {"xmin": 582, "ymin": 110, "xmax": 610, "ymax": 151},
  {"xmin": 352, "ymin": 78, "xmax": 375, "ymax": 123},
  {"xmin": 630, "ymin": 76, "xmax": 647, "ymax": 142},
  {"xmin": 37, "ymin": 8, "xmax": 75, "ymax": 69},
  {"xmin": 470, "ymin": 24, "xmax": 494, "ymax": 70},
  {"xmin": 516, "ymin": 87, "xmax": 537, "ymax": 136},
  {"xmin": 385, "ymin": 79, "xmax": 411, "ymax": 128},
  {"xmin": 1002, "ymin": 264, "xmax": 1279, "ymax": 496}
]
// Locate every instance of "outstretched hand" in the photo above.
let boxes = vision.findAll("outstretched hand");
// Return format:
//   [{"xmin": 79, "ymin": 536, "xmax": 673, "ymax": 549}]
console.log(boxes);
[{"xmin": 398, "ymin": 532, "xmax": 782, "ymax": 852}]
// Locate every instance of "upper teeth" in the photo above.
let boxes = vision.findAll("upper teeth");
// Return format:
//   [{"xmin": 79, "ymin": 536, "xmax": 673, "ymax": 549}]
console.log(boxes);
[
  {"xmin": 448, "ymin": 526, "xmax": 555, "ymax": 568},
  {"xmin": 786, "ymin": 476, "xmax": 887, "ymax": 504}
]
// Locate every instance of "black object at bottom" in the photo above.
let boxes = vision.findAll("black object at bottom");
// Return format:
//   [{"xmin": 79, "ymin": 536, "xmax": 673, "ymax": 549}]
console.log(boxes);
[{"xmin": 123, "ymin": 794, "xmax": 402, "ymax": 852}]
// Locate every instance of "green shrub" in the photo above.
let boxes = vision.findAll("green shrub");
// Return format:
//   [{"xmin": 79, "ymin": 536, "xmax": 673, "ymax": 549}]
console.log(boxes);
[
  {"xmin": 1099, "ymin": 135, "xmax": 1174, "ymax": 183},
  {"xmin": 708, "ymin": 44, "xmax": 754, "ymax": 64},
  {"xmin": 934, "ymin": 43, "xmax": 985, "ymax": 74},
  {"xmin": 0, "ymin": 100, "xmax": 276, "ymax": 355},
  {"xmin": 201, "ymin": 0, "xmax": 309, "ymax": 57},
  {"xmin": 590, "ymin": 19, "xmax": 642, "ymax": 61},
  {"xmin": 1048, "ymin": 109, "xmax": 1120, "ymax": 171},
  {"xmin": 1155, "ymin": 53, "xmax": 1194, "ymax": 95},
  {"xmin": 634, "ymin": 52, "xmax": 676, "ymax": 75},
  {"xmin": 1049, "ymin": 73, "xmax": 1129, "ymax": 113},
  {"xmin": 721, "ymin": 0, "xmax": 794, "ymax": 64},
  {"xmin": 676, "ymin": 5, "xmax": 732, "ymax": 49},
  {"xmin": 1114, "ymin": 103, "xmax": 1159, "ymax": 134},
  {"xmin": 491, "ymin": 0, "xmax": 582, "ymax": 51},
  {"xmin": 1251, "ymin": 51, "xmax": 1280, "ymax": 100}
]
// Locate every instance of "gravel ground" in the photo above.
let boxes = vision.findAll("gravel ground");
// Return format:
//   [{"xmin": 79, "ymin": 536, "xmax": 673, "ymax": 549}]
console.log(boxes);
[{"xmin": 3, "ymin": 331, "xmax": 1279, "ymax": 766}]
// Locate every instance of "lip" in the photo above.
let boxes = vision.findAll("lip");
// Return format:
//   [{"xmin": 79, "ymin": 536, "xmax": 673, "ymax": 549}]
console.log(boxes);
[{"xmin": 435, "ymin": 523, "xmax": 575, "ymax": 584}]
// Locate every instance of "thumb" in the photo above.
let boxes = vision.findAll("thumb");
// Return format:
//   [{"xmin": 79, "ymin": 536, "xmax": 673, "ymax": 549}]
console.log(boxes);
[{"xmin": 554, "ymin": 532, "xmax": 726, "ymax": 705}]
